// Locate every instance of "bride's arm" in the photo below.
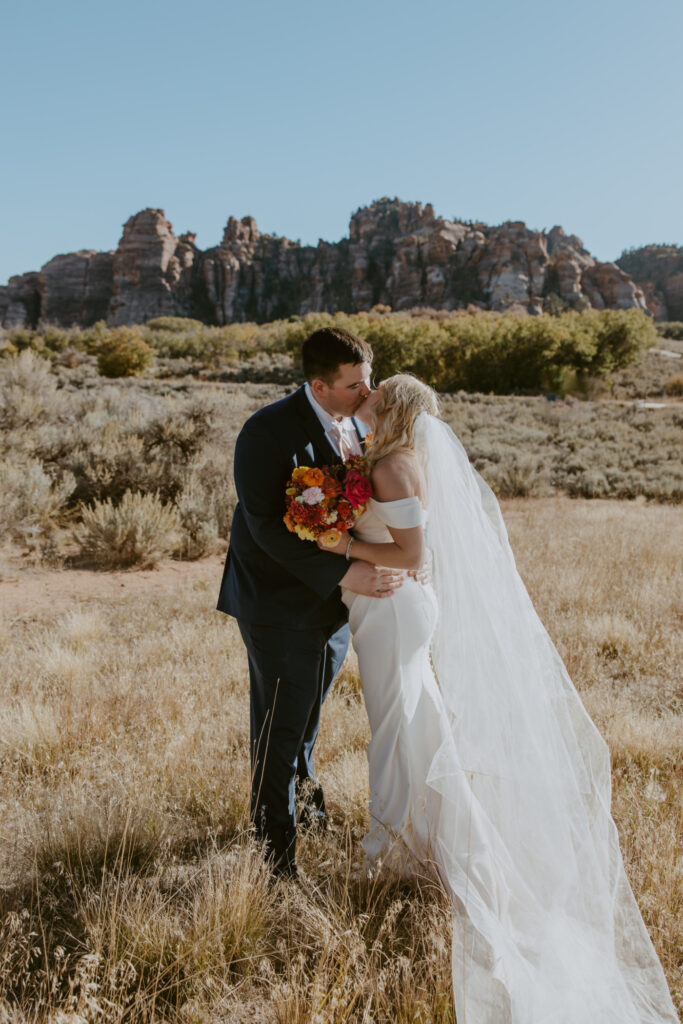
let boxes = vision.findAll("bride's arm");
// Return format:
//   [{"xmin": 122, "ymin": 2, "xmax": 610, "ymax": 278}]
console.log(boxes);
[
  {"xmin": 344, "ymin": 523, "xmax": 424, "ymax": 570},
  {"xmin": 317, "ymin": 458, "xmax": 425, "ymax": 570}
]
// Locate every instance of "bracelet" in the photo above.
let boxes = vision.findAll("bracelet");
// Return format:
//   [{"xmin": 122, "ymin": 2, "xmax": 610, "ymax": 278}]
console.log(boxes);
[{"xmin": 345, "ymin": 537, "xmax": 354, "ymax": 561}]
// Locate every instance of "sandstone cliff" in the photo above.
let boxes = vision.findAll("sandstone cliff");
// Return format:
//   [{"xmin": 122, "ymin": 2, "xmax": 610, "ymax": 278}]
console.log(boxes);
[
  {"xmin": 616, "ymin": 244, "xmax": 683, "ymax": 321},
  {"xmin": 0, "ymin": 198, "xmax": 650, "ymax": 329}
]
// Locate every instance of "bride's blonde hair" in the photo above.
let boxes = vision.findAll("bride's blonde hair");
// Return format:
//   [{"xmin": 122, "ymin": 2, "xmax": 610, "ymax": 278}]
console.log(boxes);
[{"xmin": 367, "ymin": 373, "xmax": 440, "ymax": 464}]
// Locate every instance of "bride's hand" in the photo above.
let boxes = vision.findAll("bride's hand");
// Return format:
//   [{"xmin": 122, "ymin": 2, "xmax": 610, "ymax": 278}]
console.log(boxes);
[
  {"xmin": 407, "ymin": 546, "xmax": 433, "ymax": 585},
  {"xmin": 316, "ymin": 531, "xmax": 352, "ymax": 556}
]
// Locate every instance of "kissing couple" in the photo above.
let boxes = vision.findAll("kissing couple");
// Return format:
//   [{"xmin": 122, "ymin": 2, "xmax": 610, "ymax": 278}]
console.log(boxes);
[{"xmin": 216, "ymin": 327, "xmax": 677, "ymax": 1023}]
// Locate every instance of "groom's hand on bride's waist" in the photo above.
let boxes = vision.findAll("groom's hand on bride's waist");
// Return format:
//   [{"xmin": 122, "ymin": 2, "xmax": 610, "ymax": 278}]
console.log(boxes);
[{"xmin": 340, "ymin": 561, "xmax": 404, "ymax": 598}]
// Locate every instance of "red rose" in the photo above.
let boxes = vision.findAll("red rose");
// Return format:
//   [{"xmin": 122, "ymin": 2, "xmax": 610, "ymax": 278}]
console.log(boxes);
[{"xmin": 344, "ymin": 469, "xmax": 372, "ymax": 509}]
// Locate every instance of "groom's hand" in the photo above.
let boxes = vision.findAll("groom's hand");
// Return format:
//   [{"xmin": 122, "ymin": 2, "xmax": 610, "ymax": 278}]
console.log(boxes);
[{"xmin": 340, "ymin": 561, "xmax": 404, "ymax": 598}]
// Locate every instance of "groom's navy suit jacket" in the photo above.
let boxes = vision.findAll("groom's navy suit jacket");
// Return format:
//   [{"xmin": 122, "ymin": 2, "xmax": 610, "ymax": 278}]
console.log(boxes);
[{"xmin": 217, "ymin": 384, "xmax": 369, "ymax": 630}]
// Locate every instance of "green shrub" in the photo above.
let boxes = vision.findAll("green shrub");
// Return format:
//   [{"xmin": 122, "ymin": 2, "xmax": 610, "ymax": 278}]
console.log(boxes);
[
  {"xmin": 143, "ymin": 327, "xmax": 235, "ymax": 363},
  {"xmin": 275, "ymin": 308, "xmax": 657, "ymax": 395},
  {"xmin": 7, "ymin": 306, "xmax": 661, "ymax": 395},
  {"xmin": 78, "ymin": 319, "xmax": 111, "ymax": 353},
  {"xmin": 145, "ymin": 316, "xmax": 207, "ymax": 332},
  {"xmin": 76, "ymin": 489, "xmax": 181, "ymax": 569},
  {"xmin": 0, "ymin": 333, "xmax": 18, "ymax": 358},
  {"xmin": 141, "ymin": 320, "xmax": 276, "ymax": 364},
  {"xmin": 96, "ymin": 329, "xmax": 153, "ymax": 378},
  {"xmin": 7, "ymin": 328, "xmax": 41, "ymax": 352},
  {"xmin": 588, "ymin": 308, "xmax": 658, "ymax": 374},
  {"xmin": 39, "ymin": 325, "xmax": 72, "ymax": 352}
]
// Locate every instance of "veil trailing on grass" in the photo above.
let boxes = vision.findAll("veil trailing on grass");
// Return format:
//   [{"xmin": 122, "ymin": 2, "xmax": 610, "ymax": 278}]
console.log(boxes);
[{"xmin": 413, "ymin": 411, "xmax": 677, "ymax": 1024}]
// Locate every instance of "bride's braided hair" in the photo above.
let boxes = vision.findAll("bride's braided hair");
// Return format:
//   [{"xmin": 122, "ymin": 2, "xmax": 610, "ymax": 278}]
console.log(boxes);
[{"xmin": 367, "ymin": 373, "xmax": 440, "ymax": 465}]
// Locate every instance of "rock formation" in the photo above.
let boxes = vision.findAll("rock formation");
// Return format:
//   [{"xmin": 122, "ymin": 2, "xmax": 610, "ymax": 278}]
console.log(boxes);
[
  {"xmin": 108, "ymin": 209, "xmax": 197, "ymax": 326},
  {"xmin": 616, "ymin": 245, "xmax": 683, "ymax": 321},
  {"xmin": 0, "ymin": 272, "xmax": 41, "ymax": 329},
  {"xmin": 40, "ymin": 250, "xmax": 114, "ymax": 326},
  {"xmin": 1, "ymin": 198, "xmax": 652, "ymax": 329}
]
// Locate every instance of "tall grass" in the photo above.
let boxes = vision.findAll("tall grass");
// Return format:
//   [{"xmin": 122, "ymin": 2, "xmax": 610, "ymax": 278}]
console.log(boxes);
[{"xmin": 0, "ymin": 498, "xmax": 680, "ymax": 1021}]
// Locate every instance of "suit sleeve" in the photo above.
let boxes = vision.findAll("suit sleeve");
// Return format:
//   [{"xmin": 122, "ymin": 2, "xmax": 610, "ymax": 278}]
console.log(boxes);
[{"xmin": 233, "ymin": 422, "xmax": 349, "ymax": 601}]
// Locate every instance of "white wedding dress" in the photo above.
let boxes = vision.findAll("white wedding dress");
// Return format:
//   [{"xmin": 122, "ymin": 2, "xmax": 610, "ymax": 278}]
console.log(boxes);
[{"xmin": 340, "ymin": 412, "xmax": 678, "ymax": 1024}]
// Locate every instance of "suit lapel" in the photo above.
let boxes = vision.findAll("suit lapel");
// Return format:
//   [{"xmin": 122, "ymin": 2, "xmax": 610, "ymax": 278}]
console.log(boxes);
[{"xmin": 351, "ymin": 417, "xmax": 369, "ymax": 452}]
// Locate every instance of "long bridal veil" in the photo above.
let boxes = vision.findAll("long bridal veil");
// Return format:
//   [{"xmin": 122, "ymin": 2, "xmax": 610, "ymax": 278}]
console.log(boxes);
[{"xmin": 413, "ymin": 411, "xmax": 678, "ymax": 1024}]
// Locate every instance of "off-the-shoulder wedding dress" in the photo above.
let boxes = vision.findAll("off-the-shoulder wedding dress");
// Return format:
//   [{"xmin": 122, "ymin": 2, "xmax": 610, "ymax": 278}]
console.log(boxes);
[{"xmin": 341, "ymin": 412, "xmax": 677, "ymax": 1024}]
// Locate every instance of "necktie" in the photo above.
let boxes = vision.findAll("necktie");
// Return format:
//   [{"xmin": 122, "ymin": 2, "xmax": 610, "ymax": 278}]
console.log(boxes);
[{"xmin": 328, "ymin": 420, "xmax": 352, "ymax": 461}]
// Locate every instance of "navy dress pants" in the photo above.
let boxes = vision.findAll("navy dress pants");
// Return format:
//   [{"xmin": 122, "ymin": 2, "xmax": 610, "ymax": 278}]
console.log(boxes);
[{"xmin": 237, "ymin": 618, "xmax": 349, "ymax": 872}]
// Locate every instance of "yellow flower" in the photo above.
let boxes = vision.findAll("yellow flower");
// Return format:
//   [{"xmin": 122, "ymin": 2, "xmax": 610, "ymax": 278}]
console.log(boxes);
[
  {"xmin": 294, "ymin": 526, "xmax": 316, "ymax": 542},
  {"xmin": 292, "ymin": 467, "xmax": 309, "ymax": 481},
  {"xmin": 286, "ymin": 487, "xmax": 298, "ymax": 495}
]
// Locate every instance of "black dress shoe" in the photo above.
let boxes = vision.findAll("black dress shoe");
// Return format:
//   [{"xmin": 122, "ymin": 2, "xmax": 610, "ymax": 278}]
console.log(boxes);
[
  {"xmin": 270, "ymin": 858, "xmax": 299, "ymax": 882},
  {"xmin": 259, "ymin": 819, "xmax": 298, "ymax": 879}
]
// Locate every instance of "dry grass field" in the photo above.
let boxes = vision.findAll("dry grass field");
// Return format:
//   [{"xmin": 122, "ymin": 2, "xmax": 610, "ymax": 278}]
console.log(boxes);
[{"xmin": 0, "ymin": 497, "xmax": 680, "ymax": 1023}]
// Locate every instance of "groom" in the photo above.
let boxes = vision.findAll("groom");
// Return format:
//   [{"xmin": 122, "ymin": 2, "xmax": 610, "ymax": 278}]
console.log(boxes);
[{"xmin": 216, "ymin": 326, "xmax": 405, "ymax": 878}]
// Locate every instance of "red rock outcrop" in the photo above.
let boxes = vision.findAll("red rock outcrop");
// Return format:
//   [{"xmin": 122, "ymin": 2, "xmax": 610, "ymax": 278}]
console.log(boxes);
[
  {"xmin": 108, "ymin": 209, "xmax": 196, "ymax": 326},
  {"xmin": 40, "ymin": 250, "xmax": 114, "ymax": 326},
  {"xmin": 616, "ymin": 245, "xmax": 683, "ymax": 320},
  {"xmin": 1, "ymin": 198, "xmax": 653, "ymax": 328}
]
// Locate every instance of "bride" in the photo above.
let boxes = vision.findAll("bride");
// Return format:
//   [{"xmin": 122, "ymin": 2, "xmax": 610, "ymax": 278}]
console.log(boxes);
[{"xmin": 317, "ymin": 374, "xmax": 678, "ymax": 1024}]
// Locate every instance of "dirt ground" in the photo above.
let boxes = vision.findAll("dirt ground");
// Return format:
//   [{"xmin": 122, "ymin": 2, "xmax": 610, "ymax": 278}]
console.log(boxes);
[{"xmin": 0, "ymin": 549, "xmax": 229, "ymax": 620}]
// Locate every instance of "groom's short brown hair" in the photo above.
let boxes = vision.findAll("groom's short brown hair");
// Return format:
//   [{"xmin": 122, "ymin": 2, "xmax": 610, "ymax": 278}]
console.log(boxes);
[{"xmin": 302, "ymin": 327, "xmax": 373, "ymax": 384}]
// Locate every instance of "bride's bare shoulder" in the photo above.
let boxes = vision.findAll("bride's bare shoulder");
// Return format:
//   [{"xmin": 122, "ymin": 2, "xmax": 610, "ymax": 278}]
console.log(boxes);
[{"xmin": 371, "ymin": 453, "xmax": 420, "ymax": 501}]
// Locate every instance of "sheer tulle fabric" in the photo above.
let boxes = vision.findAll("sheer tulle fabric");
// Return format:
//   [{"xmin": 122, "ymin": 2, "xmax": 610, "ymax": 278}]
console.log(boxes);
[
  {"xmin": 343, "ymin": 414, "xmax": 677, "ymax": 1024},
  {"xmin": 414, "ymin": 412, "xmax": 677, "ymax": 1023}
]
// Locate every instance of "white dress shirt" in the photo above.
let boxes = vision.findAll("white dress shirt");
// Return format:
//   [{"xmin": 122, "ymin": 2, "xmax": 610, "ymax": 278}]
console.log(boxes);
[{"xmin": 304, "ymin": 381, "xmax": 362, "ymax": 458}]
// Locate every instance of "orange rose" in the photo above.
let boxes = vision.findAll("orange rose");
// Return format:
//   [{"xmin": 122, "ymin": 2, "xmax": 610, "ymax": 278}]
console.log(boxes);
[
  {"xmin": 302, "ymin": 467, "xmax": 324, "ymax": 487},
  {"xmin": 322, "ymin": 475, "xmax": 342, "ymax": 498}
]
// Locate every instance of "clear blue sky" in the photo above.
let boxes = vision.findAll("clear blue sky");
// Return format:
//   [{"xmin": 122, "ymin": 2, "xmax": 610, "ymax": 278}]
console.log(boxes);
[{"xmin": 2, "ymin": 0, "xmax": 681, "ymax": 284}]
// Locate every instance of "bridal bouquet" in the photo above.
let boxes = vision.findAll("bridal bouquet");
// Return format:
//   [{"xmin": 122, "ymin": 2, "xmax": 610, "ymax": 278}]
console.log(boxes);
[{"xmin": 283, "ymin": 456, "xmax": 372, "ymax": 546}]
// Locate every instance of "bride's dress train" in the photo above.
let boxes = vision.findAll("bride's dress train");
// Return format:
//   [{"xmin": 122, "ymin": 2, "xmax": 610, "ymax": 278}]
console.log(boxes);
[{"xmin": 341, "ymin": 412, "xmax": 678, "ymax": 1024}]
